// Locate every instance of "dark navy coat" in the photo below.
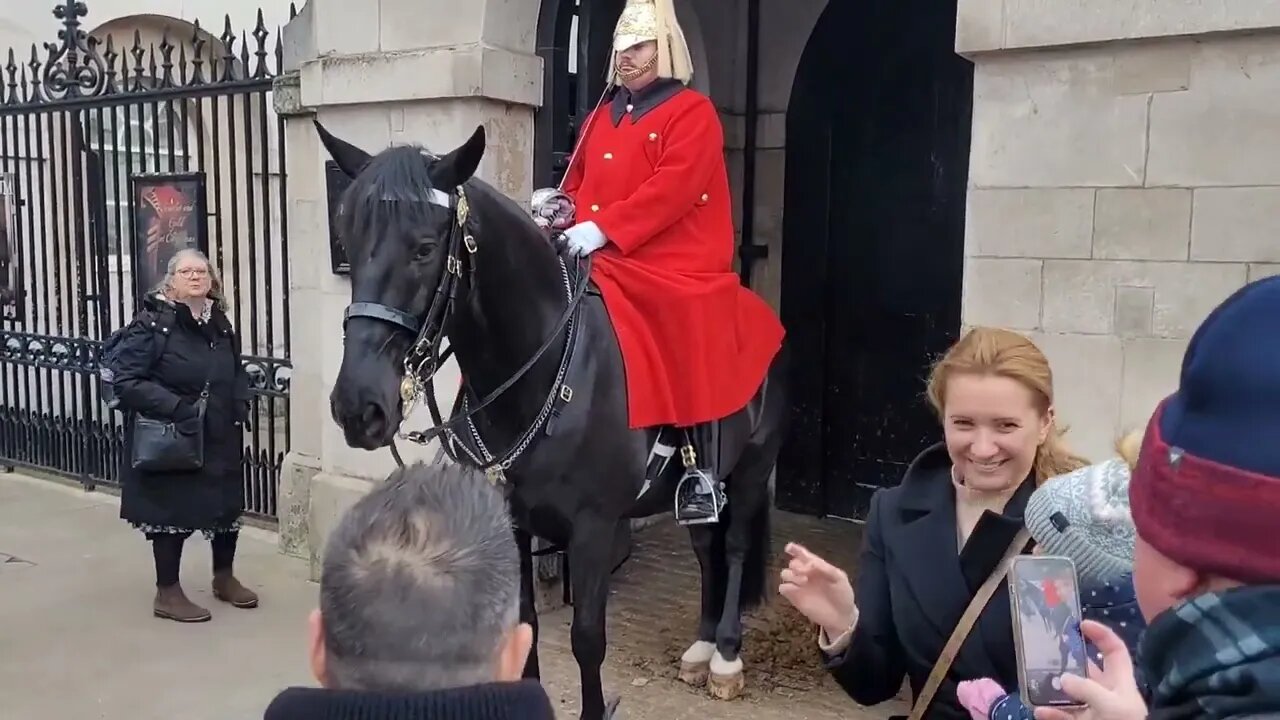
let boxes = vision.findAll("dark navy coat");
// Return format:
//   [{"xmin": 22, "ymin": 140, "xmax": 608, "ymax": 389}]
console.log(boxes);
[{"xmin": 825, "ymin": 443, "xmax": 1035, "ymax": 720}]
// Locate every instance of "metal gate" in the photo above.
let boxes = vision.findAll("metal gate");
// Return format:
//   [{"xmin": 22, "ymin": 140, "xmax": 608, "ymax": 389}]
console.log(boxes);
[{"xmin": 0, "ymin": 2, "xmax": 292, "ymax": 521}]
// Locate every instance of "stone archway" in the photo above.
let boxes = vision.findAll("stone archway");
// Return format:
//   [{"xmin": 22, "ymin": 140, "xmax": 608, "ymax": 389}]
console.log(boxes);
[{"xmin": 776, "ymin": 0, "xmax": 974, "ymax": 519}]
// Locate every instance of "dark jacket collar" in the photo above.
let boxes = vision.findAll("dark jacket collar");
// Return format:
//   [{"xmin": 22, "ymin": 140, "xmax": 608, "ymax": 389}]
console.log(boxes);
[
  {"xmin": 609, "ymin": 77, "xmax": 686, "ymax": 125},
  {"xmin": 263, "ymin": 680, "xmax": 556, "ymax": 720},
  {"xmin": 894, "ymin": 443, "xmax": 1037, "ymax": 675}
]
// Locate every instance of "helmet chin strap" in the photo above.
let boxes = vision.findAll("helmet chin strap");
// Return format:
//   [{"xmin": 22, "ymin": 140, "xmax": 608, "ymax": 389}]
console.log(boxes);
[{"xmin": 616, "ymin": 51, "xmax": 658, "ymax": 83}]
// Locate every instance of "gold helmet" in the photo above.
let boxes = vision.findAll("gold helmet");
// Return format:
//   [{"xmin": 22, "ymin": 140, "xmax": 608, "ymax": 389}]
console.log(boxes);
[{"xmin": 607, "ymin": 0, "xmax": 693, "ymax": 86}]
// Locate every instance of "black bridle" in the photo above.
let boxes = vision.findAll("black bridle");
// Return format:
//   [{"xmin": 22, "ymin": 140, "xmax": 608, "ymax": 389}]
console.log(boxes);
[{"xmin": 341, "ymin": 182, "xmax": 591, "ymax": 477}]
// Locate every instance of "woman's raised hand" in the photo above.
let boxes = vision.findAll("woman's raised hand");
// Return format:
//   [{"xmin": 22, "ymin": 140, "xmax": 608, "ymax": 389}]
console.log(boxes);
[{"xmin": 778, "ymin": 542, "xmax": 858, "ymax": 640}]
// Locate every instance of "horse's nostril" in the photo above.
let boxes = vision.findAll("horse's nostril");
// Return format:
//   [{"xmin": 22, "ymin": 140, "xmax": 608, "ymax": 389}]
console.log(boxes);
[{"xmin": 361, "ymin": 402, "xmax": 387, "ymax": 437}]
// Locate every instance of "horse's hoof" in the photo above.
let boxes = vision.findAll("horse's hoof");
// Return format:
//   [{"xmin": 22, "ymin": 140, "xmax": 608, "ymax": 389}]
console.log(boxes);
[
  {"xmin": 678, "ymin": 640, "xmax": 715, "ymax": 687},
  {"xmin": 708, "ymin": 650, "xmax": 745, "ymax": 701},
  {"xmin": 678, "ymin": 660, "xmax": 710, "ymax": 687},
  {"xmin": 709, "ymin": 670, "xmax": 745, "ymax": 700}
]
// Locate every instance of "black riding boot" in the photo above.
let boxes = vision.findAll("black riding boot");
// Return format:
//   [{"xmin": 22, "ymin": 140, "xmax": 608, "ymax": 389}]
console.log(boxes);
[{"xmin": 674, "ymin": 424, "xmax": 726, "ymax": 526}]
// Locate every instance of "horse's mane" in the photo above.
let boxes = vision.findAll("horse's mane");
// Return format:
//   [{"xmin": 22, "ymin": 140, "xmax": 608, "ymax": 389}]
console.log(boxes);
[
  {"xmin": 337, "ymin": 144, "xmax": 542, "ymax": 246},
  {"xmin": 337, "ymin": 145, "xmax": 448, "ymax": 245}
]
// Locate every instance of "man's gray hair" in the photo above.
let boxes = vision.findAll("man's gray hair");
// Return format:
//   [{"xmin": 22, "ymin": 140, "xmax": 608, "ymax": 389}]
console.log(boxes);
[{"xmin": 319, "ymin": 461, "xmax": 520, "ymax": 692}]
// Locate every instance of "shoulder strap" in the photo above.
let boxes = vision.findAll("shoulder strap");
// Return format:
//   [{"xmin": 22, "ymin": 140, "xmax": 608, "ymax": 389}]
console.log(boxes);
[{"xmin": 908, "ymin": 527, "xmax": 1032, "ymax": 720}]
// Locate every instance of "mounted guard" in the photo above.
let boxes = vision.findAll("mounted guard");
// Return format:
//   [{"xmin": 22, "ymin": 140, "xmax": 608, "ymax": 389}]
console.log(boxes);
[{"xmin": 533, "ymin": 0, "xmax": 786, "ymax": 525}]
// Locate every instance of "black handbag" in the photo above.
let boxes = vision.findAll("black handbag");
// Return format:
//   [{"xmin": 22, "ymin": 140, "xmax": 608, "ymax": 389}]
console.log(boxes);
[{"xmin": 130, "ymin": 382, "xmax": 210, "ymax": 472}]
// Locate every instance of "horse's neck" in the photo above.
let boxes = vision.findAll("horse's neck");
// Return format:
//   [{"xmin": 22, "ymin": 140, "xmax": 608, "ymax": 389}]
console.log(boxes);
[{"xmin": 448, "ymin": 185, "xmax": 568, "ymax": 426}]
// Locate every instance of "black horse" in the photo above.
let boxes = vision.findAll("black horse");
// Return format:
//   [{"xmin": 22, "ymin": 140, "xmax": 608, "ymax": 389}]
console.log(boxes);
[{"xmin": 316, "ymin": 121, "xmax": 788, "ymax": 720}]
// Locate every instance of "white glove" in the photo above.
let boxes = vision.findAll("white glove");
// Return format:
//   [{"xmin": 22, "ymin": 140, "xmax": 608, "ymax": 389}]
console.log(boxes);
[{"xmin": 563, "ymin": 221, "xmax": 607, "ymax": 257}]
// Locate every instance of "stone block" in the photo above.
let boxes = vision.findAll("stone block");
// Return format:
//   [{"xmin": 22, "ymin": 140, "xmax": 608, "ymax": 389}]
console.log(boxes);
[
  {"xmin": 970, "ymin": 53, "xmax": 1150, "ymax": 187},
  {"xmin": 1249, "ymin": 263, "xmax": 1280, "ymax": 283},
  {"xmin": 307, "ymin": 472, "xmax": 375, "ymax": 580},
  {"xmin": 1191, "ymin": 188, "xmax": 1280, "ymax": 263},
  {"xmin": 1120, "ymin": 338, "xmax": 1185, "ymax": 434},
  {"xmin": 1114, "ymin": 286, "xmax": 1155, "ymax": 337},
  {"xmin": 301, "ymin": 46, "xmax": 542, "ymax": 110},
  {"xmin": 1042, "ymin": 260, "xmax": 1248, "ymax": 337},
  {"xmin": 285, "ymin": 287, "xmax": 327, "ymax": 459},
  {"xmin": 378, "ymin": 0, "xmax": 484, "ymax": 52},
  {"xmin": 1148, "ymin": 36, "xmax": 1280, "ymax": 187},
  {"xmin": 1093, "ymin": 189, "xmax": 1191, "ymax": 261},
  {"xmin": 1001, "ymin": 0, "xmax": 1280, "ymax": 50},
  {"xmin": 1028, "ymin": 332, "xmax": 1124, "ymax": 463},
  {"xmin": 312, "ymin": 0, "xmax": 381, "ymax": 56},
  {"xmin": 966, "ymin": 189, "xmax": 1094, "ymax": 259},
  {"xmin": 1110, "ymin": 41, "xmax": 1191, "ymax": 96},
  {"xmin": 955, "ymin": 0, "xmax": 1005, "ymax": 55},
  {"xmin": 962, "ymin": 258, "xmax": 1042, "ymax": 331},
  {"xmin": 278, "ymin": 453, "xmax": 321, "ymax": 560}
]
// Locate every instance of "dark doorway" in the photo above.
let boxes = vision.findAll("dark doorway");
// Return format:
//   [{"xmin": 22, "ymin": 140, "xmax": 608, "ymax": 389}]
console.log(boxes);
[
  {"xmin": 777, "ymin": 0, "xmax": 973, "ymax": 520},
  {"xmin": 534, "ymin": 0, "xmax": 626, "ymax": 189}
]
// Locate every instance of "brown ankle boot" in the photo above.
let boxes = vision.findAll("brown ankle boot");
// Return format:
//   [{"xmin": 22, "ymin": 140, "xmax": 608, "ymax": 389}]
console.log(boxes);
[
  {"xmin": 154, "ymin": 584, "xmax": 212, "ymax": 623},
  {"xmin": 212, "ymin": 571, "xmax": 259, "ymax": 608}
]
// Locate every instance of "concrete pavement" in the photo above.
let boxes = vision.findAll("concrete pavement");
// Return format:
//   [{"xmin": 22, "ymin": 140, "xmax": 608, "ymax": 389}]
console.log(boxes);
[{"xmin": 0, "ymin": 472, "xmax": 894, "ymax": 719}]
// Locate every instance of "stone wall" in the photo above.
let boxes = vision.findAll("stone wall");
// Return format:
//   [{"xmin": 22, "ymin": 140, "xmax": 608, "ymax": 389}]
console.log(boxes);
[{"xmin": 958, "ymin": 5, "xmax": 1280, "ymax": 459}]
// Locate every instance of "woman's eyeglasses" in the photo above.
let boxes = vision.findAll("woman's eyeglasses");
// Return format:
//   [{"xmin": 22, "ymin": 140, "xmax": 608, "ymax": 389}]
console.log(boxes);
[{"xmin": 177, "ymin": 268, "xmax": 209, "ymax": 278}]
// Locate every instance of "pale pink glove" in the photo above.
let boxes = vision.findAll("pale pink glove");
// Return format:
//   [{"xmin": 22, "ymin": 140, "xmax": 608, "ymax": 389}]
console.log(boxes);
[{"xmin": 956, "ymin": 678, "xmax": 1007, "ymax": 720}]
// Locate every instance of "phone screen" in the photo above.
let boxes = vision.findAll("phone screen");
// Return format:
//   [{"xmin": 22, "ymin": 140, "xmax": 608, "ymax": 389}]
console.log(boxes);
[{"xmin": 1008, "ymin": 555, "xmax": 1089, "ymax": 707}]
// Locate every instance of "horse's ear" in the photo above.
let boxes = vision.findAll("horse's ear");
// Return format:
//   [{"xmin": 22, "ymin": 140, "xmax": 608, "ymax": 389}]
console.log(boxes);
[
  {"xmin": 313, "ymin": 119, "xmax": 374, "ymax": 178},
  {"xmin": 435, "ymin": 125, "xmax": 486, "ymax": 186}
]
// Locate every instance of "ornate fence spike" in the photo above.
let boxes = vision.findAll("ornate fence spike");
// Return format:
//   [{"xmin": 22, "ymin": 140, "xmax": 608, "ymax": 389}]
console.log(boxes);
[
  {"xmin": 147, "ymin": 43, "xmax": 158, "ymax": 88},
  {"xmin": 190, "ymin": 20, "xmax": 207, "ymax": 86},
  {"xmin": 40, "ymin": 0, "xmax": 107, "ymax": 101},
  {"xmin": 4, "ymin": 49, "xmax": 17, "ymax": 106},
  {"xmin": 102, "ymin": 34, "xmax": 118, "ymax": 94},
  {"xmin": 239, "ymin": 31, "xmax": 251, "ymax": 76},
  {"xmin": 219, "ymin": 15, "xmax": 237, "ymax": 82},
  {"xmin": 274, "ymin": 29, "xmax": 284, "ymax": 77},
  {"xmin": 178, "ymin": 40, "xmax": 188, "ymax": 86},
  {"xmin": 252, "ymin": 9, "xmax": 270, "ymax": 79},
  {"xmin": 158, "ymin": 27, "xmax": 175, "ymax": 88},
  {"xmin": 129, "ymin": 29, "xmax": 145, "ymax": 92},
  {"xmin": 27, "ymin": 44, "xmax": 43, "ymax": 104}
]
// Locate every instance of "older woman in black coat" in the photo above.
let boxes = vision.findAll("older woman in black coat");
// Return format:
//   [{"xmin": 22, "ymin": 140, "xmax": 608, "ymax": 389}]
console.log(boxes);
[{"xmin": 112, "ymin": 248, "xmax": 259, "ymax": 622}]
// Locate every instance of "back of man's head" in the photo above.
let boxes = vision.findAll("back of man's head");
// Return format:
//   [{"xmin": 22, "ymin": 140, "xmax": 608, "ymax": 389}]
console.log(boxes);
[{"xmin": 309, "ymin": 461, "xmax": 527, "ymax": 692}]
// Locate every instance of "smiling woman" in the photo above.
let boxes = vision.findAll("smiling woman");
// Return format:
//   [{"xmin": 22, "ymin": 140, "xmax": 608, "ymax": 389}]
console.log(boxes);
[{"xmin": 778, "ymin": 327, "xmax": 1090, "ymax": 720}]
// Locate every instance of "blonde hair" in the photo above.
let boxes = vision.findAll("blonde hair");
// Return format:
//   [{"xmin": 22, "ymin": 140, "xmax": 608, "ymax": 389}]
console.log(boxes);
[
  {"xmin": 156, "ymin": 248, "xmax": 229, "ymax": 313},
  {"xmin": 926, "ymin": 327, "xmax": 1089, "ymax": 483},
  {"xmin": 1115, "ymin": 429, "xmax": 1143, "ymax": 471}
]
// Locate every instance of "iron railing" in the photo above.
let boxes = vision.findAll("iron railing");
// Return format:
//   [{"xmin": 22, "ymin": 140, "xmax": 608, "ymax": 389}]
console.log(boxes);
[{"xmin": 0, "ymin": 1, "xmax": 294, "ymax": 521}]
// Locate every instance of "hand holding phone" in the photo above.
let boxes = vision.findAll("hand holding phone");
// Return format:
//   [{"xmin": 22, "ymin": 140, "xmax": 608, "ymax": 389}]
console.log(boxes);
[
  {"xmin": 1032, "ymin": 621, "xmax": 1148, "ymax": 720},
  {"xmin": 1008, "ymin": 556, "xmax": 1089, "ymax": 709}
]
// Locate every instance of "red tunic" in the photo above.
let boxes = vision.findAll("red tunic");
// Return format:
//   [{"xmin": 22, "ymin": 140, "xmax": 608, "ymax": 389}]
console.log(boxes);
[{"xmin": 564, "ymin": 86, "xmax": 785, "ymax": 429}]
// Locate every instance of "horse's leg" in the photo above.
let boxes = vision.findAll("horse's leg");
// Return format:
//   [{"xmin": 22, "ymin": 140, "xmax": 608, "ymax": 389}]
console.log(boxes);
[
  {"xmin": 569, "ymin": 515, "xmax": 622, "ymax": 720},
  {"xmin": 709, "ymin": 473, "xmax": 771, "ymax": 701},
  {"xmin": 679, "ymin": 524, "xmax": 725, "ymax": 687},
  {"xmin": 515, "ymin": 528, "xmax": 540, "ymax": 680}
]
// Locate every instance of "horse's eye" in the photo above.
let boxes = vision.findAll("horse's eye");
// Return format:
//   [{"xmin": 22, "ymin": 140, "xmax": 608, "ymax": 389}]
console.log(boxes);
[{"xmin": 413, "ymin": 241, "xmax": 435, "ymax": 262}]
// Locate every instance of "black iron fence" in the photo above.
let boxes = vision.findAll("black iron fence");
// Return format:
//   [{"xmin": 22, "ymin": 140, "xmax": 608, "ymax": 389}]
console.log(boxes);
[{"xmin": 0, "ymin": 2, "xmax": 293, "ymax": 521}]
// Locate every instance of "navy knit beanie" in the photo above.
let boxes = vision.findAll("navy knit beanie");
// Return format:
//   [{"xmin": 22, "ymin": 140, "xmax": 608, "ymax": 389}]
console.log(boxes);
[{"xmin": 1130, "ymin": 275, "xmax": 1280, "ymax": 583}]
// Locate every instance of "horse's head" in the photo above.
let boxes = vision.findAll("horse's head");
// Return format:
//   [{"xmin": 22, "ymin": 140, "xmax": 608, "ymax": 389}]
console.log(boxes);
[{"xmin": 316, "ymin": 120, "xmax": 486, "ymax": 449}]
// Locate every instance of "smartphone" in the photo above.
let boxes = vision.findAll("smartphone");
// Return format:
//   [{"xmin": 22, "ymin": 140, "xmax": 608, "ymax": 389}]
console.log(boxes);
[{"xmin": 1008, "ymin": 555, "xmax": 1089, "ymax": 708}]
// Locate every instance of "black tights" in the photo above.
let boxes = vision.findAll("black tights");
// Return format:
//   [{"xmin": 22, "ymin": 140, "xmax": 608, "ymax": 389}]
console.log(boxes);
[{"xmin": 148, "ymin": 532, "xmax": 239, "ymax": 587}]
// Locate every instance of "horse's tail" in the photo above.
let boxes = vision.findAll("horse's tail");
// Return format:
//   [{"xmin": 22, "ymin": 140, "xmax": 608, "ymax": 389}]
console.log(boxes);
[{"xmin": 739, "ymin": 497, "xmax": 771, "ymax": 611}]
